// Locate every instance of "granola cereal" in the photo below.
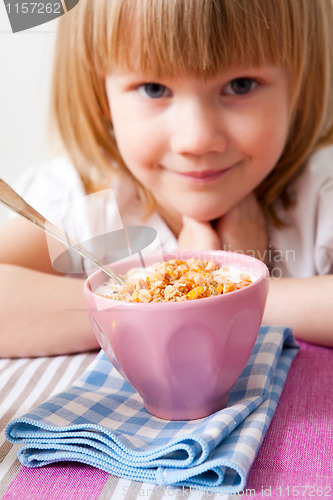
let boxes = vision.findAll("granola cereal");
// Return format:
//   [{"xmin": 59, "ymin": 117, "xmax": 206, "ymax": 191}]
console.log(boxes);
[{"xmin": 95, "ymin": 258, "xmax": 252, "ymax": 303}]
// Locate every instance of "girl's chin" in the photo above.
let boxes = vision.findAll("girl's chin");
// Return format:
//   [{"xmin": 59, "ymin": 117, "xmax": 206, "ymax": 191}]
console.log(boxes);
[
  {"xmin": 155, "ymin": 197, "xmax": 227, "ymax": 232},
  {"xmin": 180, "ymin": 208, "xmax": 226, "ymax": 223}
]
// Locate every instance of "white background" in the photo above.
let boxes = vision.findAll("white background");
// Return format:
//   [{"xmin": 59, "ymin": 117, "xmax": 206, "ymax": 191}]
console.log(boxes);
[{"xmin": 0, "ymin": 4, "xmax": 57, "ymax": 225}]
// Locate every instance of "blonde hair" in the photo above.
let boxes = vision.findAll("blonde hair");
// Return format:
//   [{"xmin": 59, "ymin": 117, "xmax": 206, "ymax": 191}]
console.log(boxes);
[{"xmin": 51, "ymin": 0, "xmax": 333, "ymax": 224}]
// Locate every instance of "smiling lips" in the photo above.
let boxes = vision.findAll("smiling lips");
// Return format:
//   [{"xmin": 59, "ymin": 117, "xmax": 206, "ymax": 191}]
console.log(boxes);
[{"xmin": 171, "ymin": 168, "xmax": 231, "ymax": 182}]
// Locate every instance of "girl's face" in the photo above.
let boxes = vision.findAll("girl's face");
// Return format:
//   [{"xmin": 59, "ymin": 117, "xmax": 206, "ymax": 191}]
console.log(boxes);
[{"xmin": 106, "ymin": 65, "xmax": 290, "ymax": 234}]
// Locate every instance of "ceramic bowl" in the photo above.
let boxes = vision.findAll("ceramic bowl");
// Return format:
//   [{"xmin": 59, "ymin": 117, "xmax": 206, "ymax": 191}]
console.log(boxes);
[{"xmin": 83, "ymin": 250, "xmax": 269, "ymax": 420}]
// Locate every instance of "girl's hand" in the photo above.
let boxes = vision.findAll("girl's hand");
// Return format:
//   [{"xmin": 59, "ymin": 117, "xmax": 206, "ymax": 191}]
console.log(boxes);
[
  {"xmin": 177, "ymin": 194, "xmax": 268, "ymax": 260},
  {"xmin": 177, "ymin": 215, "xmax": 221, "ymax": 251},
  {"xmin": 215, "ymin": 193, "xmax": 268, "ymax": 262}
]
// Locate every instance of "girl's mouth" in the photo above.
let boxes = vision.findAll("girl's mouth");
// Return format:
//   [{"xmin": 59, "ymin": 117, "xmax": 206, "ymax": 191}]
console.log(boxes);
[{"xmin": 170, "ymin": 168, "xmax": 231, "ymax": 183}]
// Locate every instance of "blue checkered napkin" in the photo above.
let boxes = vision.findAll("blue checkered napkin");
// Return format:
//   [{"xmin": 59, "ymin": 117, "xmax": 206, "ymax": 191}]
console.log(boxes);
[{"xmin": 6, "ymin": 326, "xmax": 298, "ymax": 494}]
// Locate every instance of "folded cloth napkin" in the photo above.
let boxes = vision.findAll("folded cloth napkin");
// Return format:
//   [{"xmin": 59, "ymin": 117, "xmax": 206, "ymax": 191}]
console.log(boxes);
[{"xmin": 6, "ymin": 326, "xmax": 298, "ymax": 494}]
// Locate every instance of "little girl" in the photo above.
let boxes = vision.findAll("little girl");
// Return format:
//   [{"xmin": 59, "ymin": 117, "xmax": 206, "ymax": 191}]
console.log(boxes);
[{"xmin": 1, "ymin": 0, "xmax": 333, "ymax": 357}]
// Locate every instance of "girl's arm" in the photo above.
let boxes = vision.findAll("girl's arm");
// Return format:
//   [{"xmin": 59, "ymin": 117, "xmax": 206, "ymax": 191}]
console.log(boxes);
[
  {"xmin": 0, "ymin": 217, "xmax": 99, "ymax": 357},
  {"xmin": 263, "ymin": 275, "xmax": 333, "ymax": 347}
]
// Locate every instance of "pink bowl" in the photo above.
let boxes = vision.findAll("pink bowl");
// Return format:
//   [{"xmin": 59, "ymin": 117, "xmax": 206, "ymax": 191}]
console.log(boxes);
[{"xmin": 83, "ymin": 250, "xmax": 269, "ymax": 420}]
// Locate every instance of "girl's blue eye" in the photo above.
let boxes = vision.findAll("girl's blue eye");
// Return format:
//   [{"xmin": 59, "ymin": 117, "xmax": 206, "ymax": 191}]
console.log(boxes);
[
  {"xmin": 224, "ymin": 78, "xmax": 257, "ymax": 95},
  {"xmin": 138, "ymin": 83, "xmax": 170, "ymax": 99}
]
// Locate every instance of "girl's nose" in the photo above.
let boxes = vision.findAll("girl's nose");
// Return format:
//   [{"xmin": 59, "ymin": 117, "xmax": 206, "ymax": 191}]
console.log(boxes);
[{"xmin": 170, "ymin": 100, "xmax": 227, "ymax": 156}]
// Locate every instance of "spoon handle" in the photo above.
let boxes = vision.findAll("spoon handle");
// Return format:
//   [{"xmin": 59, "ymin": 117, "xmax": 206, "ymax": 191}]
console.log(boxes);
[{"xmin": 0, "ymin": 179, "xmax": 124, "ymax": 285}]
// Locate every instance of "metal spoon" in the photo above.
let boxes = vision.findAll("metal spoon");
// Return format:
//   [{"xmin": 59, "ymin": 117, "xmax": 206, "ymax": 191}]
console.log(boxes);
[{"xmin": 0, "ymin": 178, "xmax": 125, "ymax": 285}]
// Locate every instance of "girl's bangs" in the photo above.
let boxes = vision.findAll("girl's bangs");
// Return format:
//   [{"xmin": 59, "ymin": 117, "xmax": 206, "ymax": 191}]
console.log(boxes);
[{"xmin": 102, "ymin": 0, "xmax": 293, "ymax": 78}]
